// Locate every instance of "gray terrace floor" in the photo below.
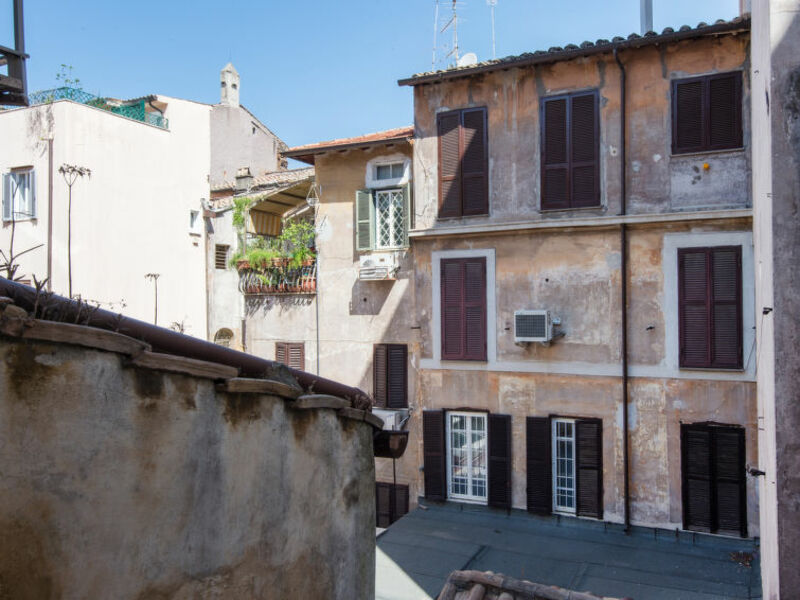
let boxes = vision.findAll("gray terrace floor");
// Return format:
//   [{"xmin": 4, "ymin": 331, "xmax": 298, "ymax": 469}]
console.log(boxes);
[{"xmin": 376, "ymin": 503, "xmax": 761, "ymax": 600}]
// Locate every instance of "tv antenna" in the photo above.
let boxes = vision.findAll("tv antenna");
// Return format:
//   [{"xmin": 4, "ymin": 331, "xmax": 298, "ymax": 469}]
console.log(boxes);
[
  {"xmin": 487, "ymin": 0, "xmax": 497, "ymax": 59},
  {"xmin": 433, "ymin": 1, "xmax": 465, "ymax": 69}
]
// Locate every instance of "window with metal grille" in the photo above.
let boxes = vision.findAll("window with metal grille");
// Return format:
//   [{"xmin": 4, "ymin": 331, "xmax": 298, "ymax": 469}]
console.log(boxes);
[
  {"xmin": 214, "ymin": 245, "xmax": 229, "ymax": 270},
  {"xmin": 275, "ymin": 342, "xmax": 304, "ymax": 370},
  {"xmin": 540, "ymin": 91, "xmax": 599, "ymax": 210},
  {"xmin": 678, "ymin": 246, "xmax": 742, "ymax": 369},
  {"xmin": 373, "ymin": 344, "xmax": 407, "ymax": 408},
  {"xmin": 437, "ymin": 107, "xmax": 488, "ymax": 218},
  {"xmin": 672, "ymin": 72, "xmax": 743, "ymax": 154},
  {"xmin": 355, "ymin": 186, "xmax": 410, "ymax": 251},
  {"xmin": 2, "ymin": 169, "xmax": 36, "ymax": 221}
]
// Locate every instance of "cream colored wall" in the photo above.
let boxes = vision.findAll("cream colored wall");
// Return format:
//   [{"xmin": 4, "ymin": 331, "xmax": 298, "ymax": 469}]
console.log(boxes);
[{"xmin": 0, "ymin": 98, "xmax": 210, "ymax": 336}]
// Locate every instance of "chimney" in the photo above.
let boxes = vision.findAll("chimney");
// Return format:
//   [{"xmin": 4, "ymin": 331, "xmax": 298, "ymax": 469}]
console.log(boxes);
[
  {"xmin": 235, "ymin": 167, "xmax": 253, "ymax": 192},
  {"xmin": 640, "ymin": 0, "xmax": 653, "ymax": 34},
  {"xmin": 220, "ymin": 62, "xmax": 240, "ymax": 107}
]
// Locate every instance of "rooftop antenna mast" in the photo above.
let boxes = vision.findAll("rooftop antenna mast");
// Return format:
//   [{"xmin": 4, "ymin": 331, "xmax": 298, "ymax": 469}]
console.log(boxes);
[
  {"xmin": 487, "ymin": 0, "xmax": 497, "ymax": 59},
  {"xmin": 432, "ymin": 0, "xmax": 440, "ymax": 69},
  {"xmin": 443, "ymin": 0, "xmax": 461, "ymax": 67}
]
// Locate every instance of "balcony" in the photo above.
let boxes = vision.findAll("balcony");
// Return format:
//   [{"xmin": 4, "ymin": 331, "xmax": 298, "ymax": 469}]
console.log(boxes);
[
  {"xmin": 238, "ymin": 260, "xmax": 317, "ymax": 295},
  {"xmin": 26, "ymin": 87, "xmax": 169, "ymax": 130}
]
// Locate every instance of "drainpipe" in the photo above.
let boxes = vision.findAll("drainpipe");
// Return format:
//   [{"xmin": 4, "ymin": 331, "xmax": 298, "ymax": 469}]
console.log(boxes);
[
  {"xmin": 614, "ymin": 47, "xmax": 631, "ymax": 534},
  {"xmin": 46, "ymin": 137, "xmax": 53, "ymax": 291}
]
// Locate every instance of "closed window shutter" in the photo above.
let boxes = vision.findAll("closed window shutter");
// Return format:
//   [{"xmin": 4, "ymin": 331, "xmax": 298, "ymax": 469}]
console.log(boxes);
[
  {"xmin": 386, "ymin": 344, "xmax": 407, "ymax": 409},
  {"xmin": 275, "ymin": 342, "xmax": 287, "ymax": 365},
  {"xmin": 681, "ymin": 425, "xmax": 713, "ymax": 531},
  {"xmin": 438, "ymin": 112, "xmax": 462, "ymax": 217},
  {"xmin": 392, "ymin": 484, "xmax": 409, "ymax": 522},
  {"xmin": 463, "ymin": 258, "xmax": 487, "ymax": 360},
  {"xmin": 423, "ymin": 410, "xmax": 447, "ymax": 500},
  {"xmin": 679, "ymin": 249, "xmax": 711, "ymax": 367},
  {"xmin": 441, "ymin": 259, "xmax": 465, "ymax": 359},
  {"xmin": 373, "ymin": 344, "xmax": 388, "ymax": 407},
  {"xmin": 673, "ymin": 80, "xmax": 704, "ymax": 153},
  {"xmin": 714, "ymin": 427, "xmax": 747, "ymax": 536},
  {"xmin": 375, "ymin": 482, "xmax": 392, "ymax": 528},
  {"xmin": 288, "ymin": 343, "xmax": 304, "ymax": 370},
  {"xmin": 576, "ymin": 418, "xmax": 603, "ymax": 519},
  {"xmin": 710, "ymin": 247, "xmax": 742, "ymax": 368},
  {"xmin": 355, "ymin": 189, "xmax": 374, "ymax": 251},
  {"xmin": 570, "ymin": 93, "xmax": 599, "ymax": 208},
  {"xmin": 2, "ymin": 173, "xmax": 10, "ymax": 221},
  {"xmin": 461, "ymin": 108, "xmax": 488, "ymax": 216},
  {"xmin": 488, "ymin": 413, "xmax": 512, "ymax": 509},
  {"xmin": 708, "ymin": 73, "xmax": 742, "ymax": 149},
  {"xmin": 526, "ymin": 416, "xmax": 552, "ymax": 514},
  {"xmin": 541, "ymin": 97, "xmax": 569, "ymax": 210}
]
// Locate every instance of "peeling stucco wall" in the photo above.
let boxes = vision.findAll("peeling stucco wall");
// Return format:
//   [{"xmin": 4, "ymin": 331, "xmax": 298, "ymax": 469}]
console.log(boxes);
[{"xmin": 0, "ymin": 335, "xmax": 375, "ymax": 600}]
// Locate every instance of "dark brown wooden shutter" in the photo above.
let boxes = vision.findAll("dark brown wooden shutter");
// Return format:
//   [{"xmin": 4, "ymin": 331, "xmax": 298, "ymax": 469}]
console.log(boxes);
[
  {"xmin": 376, "ymin": 482, "xmax": 392, "ymax": 528},
  {"xmin": 215, "ymin": 244, "xmax": 229, "ymax": 269},
  {"xmin": 679, "ymin": 247, "xmax": 742, "ymax": 369},
  {"xmin": 488, "ymin": 414, "xmax": 512, "ymax": 509},
  {"xmin": 673, "ymin": 79, "xmax": 704, "ymax": 153},
  {"xmin": 526, "ymin": 416, "xmax": 552, "ymax": 514},
  {"xmin": 393, "ymin": 484, "xmax": 409, "ymax": 522},
  {"xmin": 710, "ymin": 247, "xmax": 742, "ymax": 369},
  {"xmin": 461, "ymin": 108, "xmax": 488, "ymax": 216},
  {"xmin": 373, "ymin": 344, "xmax": 388, "ymax": 408},
  {"xmin": 441, "ymin": 259, "xmax": 465, "ymax": 360},
  {"xmin": 541, "ymin": 97, "xmax": 569, "ymax": 210},
  {"xmin": 463, "ymin": 258, "xmax": 487, "ymax": 361},
  {"xmin": 713, "ymin": 427, "xmax": 747, "ymax": 537},
  {"xmin": 275, "ymin": 342, "xmax": 287, "ymax": 365},
  {"xmin": 576, "ymin": 419, "xmax": 603, "ymax": 519},
  {"xmin": 708, "ymin": 73, "xmax": 742, "ymax": 150},
  {"xmin": 423, "ymin": 410, "xmax": 447, "ymax": 500},
  {"xmin": 386, "ymin": 344, "xmax": 408, "ymax": 409},
  {"xmin": 679, "ymin": 249, "xmax": 711, "ymax": 368},
  {"xmin": 682, "ymin": 424, "xmax": 713, "ymax": 531},
  {"xmin": 569, "ymin": 92, "xmax": 599, "ymax": 208},
  {"xmin": 438, "ymin": 112, "xmax": 462, "ymax": 218}
]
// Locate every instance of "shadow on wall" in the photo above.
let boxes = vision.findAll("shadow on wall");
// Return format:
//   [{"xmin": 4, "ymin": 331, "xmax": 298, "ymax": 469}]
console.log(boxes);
[{"xmin": 350, "ymin": 279, "xmax": 395, "ymax": 316}]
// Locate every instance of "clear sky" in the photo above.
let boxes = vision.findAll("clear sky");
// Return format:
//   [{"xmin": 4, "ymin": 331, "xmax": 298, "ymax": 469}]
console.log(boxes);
[{"xmin": 8, "ymin": 0, "xmax": 740, "ymax": 149}]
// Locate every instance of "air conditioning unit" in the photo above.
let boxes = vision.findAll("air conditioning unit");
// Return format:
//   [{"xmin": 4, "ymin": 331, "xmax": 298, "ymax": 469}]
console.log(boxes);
[
  {"xmin": 514, "ymin": 310, "xmax": 553, "ymax": 343},
  {"xmin": 358, "ymin": 252, "xmax": 398, "ymax": 281}
]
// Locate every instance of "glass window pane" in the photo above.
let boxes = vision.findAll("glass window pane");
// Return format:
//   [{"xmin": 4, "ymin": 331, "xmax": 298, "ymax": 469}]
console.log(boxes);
[
  {"xmin": 391, "ymin": 163, "xmax": 404, "ymax": 178},
  {"xmin": 376, "ymin": 164, "xmax": 391, "ymax": 179}
]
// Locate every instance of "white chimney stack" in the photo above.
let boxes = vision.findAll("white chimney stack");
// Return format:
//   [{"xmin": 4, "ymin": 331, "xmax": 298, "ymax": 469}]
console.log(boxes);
[
  {"xmin": 220, "ymin": 62, "xmax": 240, "ymax": 107},
  {"xmin": 640, "ymin": 0, "xmax": 653, "ymax": 34}
]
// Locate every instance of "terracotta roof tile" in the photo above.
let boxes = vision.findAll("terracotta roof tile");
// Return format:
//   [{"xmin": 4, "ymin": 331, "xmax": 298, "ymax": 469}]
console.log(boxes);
[{"xmin": 283, "ymin": 126, "xmax": 414, "ymax": 161}]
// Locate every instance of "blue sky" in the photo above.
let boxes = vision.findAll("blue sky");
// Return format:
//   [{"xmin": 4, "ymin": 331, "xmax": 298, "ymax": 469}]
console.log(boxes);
[{"xmin": 8, "ymin": 0, "xmax": 739, "ymax": 148}]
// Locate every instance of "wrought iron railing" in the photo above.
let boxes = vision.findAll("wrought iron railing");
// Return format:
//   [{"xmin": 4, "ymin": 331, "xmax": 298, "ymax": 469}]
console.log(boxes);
[
  {"xmin": 238, "ymin": 261, "xmax": 317, "ymax": 295},
  {"xmin": 25, "ymin": 87, "xmax": 169, "ymax": 130}
]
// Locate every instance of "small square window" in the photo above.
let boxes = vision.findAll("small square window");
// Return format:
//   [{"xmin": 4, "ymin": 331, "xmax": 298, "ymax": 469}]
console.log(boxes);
[
  {"xmin": 2, "ymin": 169, "xmax": 36, "ymax": 221},
  {"xmin": 376, "ymin": 162, "xmax": 404, "ymax": 181},
  {"xmin": 189, "ymin": 210, "xmax": 201, "ymax": 235}
]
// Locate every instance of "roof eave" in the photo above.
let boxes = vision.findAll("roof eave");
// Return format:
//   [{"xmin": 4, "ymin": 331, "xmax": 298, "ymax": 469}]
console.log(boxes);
[
  {"xmin": 398, "ymin": 17, "xmax": 750, "ymax": 87},
  {"xmin": 282, "ymin": 134, "xmax": 414, "ymax": 164}
]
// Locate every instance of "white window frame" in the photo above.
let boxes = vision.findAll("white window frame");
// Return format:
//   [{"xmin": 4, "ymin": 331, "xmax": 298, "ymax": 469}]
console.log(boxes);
[
  {"xmin": 445, "ymin": 411, "xmax": 488, "ymax": 504},
  {"xmin": 552, "ymin": 418, "xmax": 577, "ymax": 514},
  {"xmin": 2, "ymin": 169, "xmax": 36, "ymax": 222},
  {"xmin": 374, "ymin": 188, "xmax": 405, "ymax": 250},
  {"xmin": 365, "ymin": 154, "xmax": 411, "ymax": 189},
  {"xmin": 189, "ymin": 209, "xmax": 202, "ymax": 235}
]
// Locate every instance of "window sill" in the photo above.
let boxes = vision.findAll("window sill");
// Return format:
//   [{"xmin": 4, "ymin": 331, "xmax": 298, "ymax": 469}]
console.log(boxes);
[
  {"xmin": 436, "ymin": 213, "xmax": 490, "ymax": 222},
  {"xmin": 679, "ymin": 366, "xmax": 745, "ymax": 373},
  {"xmin": 539, "ymin": 205, "xmax": 605, "ymax": 214},
  {"xmin": 447, "ymin": 497, "xmax": 488, "ymax": 507},
  {"xmin": 671, "ymin": 146, "xmax": 745, "ymax": 159},
  {"xmin": 3, "ymin": 217, "xmax": 38, "ymax": 224}
]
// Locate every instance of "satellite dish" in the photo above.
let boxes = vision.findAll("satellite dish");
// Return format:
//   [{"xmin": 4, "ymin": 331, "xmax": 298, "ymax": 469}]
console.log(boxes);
[{"xmin": 457, "ymin": 52, "xmax": 478, "ymax": 67}]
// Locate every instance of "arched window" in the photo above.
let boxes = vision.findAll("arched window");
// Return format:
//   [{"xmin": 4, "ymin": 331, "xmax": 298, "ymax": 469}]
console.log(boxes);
[{"xmin": 213, "ymin": 328, "xmax": 234, "ymax": 348}]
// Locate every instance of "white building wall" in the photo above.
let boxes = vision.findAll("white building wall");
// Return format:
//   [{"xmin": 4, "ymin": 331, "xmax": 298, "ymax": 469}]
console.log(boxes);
[{"xmin": 0, "ymin": 98, "xmax": 211, "ymax": 336}]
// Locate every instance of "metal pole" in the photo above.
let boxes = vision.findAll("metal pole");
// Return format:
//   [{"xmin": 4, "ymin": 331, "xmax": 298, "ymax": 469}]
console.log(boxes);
[
  {"xmin": 47, "ymin": 139, "xmax": 53, "ymax": 291},
  {"xmin": 67, "ymin": 183, "xmax": 73, "ymax": 298},
  {"xmin": 153, "ymin": 276, "xmax": 158, "ymax": 325},
  {"xmin": 640, "ymin": 0, "xmax": 653, "ymax": 34}
]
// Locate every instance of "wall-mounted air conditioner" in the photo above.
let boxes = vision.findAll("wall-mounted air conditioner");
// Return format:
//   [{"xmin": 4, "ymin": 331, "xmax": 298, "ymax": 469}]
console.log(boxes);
[
  {"xmin": 514, "ymin": 310, "xmax": 553, "ymax": 343},
  {"xmin": 358, "ymin": 252, "xmax": 398, "ymax": 281}
]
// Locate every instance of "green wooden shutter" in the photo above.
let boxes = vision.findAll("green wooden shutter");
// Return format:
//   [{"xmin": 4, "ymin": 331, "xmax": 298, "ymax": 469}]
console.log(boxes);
[
  {"xmin": 355, "ymin": 189, "xmax": 374, "ymax": 251},
  {"xmin": 401, "ymin": 182, "xmax": 411, "ymax": 248}
]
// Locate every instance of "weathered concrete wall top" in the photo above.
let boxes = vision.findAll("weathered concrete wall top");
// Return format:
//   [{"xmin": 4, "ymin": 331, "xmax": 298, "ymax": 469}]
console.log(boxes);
[
  {"xmin": 0, "ymin": 314, "xmax": 376, "ymax": 599},
  {"xmin": 412, "ymin": 33, "xmax": 751, "ymax": 230}
]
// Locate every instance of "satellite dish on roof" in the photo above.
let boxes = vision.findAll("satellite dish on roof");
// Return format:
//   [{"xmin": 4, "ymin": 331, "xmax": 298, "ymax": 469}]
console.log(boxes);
[{"xmin": 457, "ymin": 52, "xmax": 478, "ymax": 67}]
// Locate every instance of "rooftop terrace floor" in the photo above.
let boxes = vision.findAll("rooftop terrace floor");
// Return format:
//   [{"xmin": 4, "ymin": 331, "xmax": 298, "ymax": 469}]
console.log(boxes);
[{"xmin": 376, "ymin": 502, "xmax": 761, "ymax": 600}]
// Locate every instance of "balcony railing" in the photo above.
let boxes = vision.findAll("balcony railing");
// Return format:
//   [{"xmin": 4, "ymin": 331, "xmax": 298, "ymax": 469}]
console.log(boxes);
[
  {"xmin": 25, "ymin": 87, "xmax": 169, "ymax": 130},
  {"xmin": 238, "ymin": 261, "xmax": 317, "ymax": 295}
]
